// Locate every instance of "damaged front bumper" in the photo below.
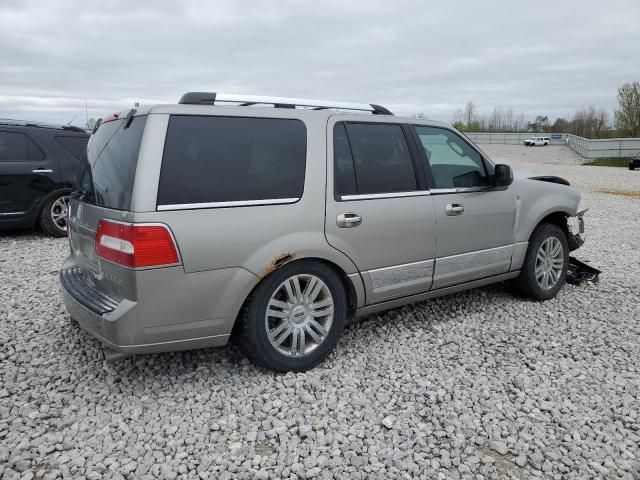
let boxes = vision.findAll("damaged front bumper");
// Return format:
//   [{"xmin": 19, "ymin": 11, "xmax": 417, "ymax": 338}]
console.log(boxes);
[
  {"xmin": 567, "ymin": 211, "xmax": 586, "ymax": 251},
  {"xmin": 565, "ymin": 209, "xmax": 600, "ymax": 284}
]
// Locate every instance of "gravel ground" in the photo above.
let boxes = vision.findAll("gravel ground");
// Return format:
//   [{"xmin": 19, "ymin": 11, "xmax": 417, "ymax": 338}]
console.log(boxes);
[{"xmin": 1, "ymin": 145, "xmax": 639, "ymax": 480}]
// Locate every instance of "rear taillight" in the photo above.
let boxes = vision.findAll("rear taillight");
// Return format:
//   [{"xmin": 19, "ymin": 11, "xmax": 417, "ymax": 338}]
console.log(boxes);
[{"xmin": 95, "ymin": 219, "xmax": 179, "ymax": 268}]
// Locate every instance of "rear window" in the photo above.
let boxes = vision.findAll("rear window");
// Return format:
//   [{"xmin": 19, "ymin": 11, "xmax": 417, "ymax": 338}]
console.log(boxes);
[
  {"xmin": 157, "ymin": 115, "xmax": 306, "ymax": 207},
  {"xmin": 55, "ymin": 135, "xmax": 88, "ymax": 160},
  {"xmin": 81, "ymin": 115, "xmax": 146, "ymax": 210}
]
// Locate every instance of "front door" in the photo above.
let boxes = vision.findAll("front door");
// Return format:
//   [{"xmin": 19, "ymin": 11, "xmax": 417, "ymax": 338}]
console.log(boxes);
[
  {"xmin": 412, "ymin": 125, "xmax": 516, "ymax": 289},
  {"xmin": 325, "ymin": 118, "xmax": 437, "ymax": 304},
  {"xmin": 0, "ymin": 129, "xmax": 60, "ymax": 221}
]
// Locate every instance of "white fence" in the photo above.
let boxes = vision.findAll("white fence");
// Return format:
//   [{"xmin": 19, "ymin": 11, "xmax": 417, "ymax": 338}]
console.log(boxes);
[
  {"xmin": 566, "ymin": 135, "xmax": 640, "ymax": 159},
  {"xmin": 466, "ymin": 131, "xmax": 640, "ymax": 158},
  {"xmin": 464, "ymin": 132, "xmax": 567, "ymax": 145}
]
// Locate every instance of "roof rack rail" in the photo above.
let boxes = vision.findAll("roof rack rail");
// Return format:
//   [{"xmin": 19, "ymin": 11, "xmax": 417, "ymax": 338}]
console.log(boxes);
[
  {"xmin": 178, "ymin": 92, "xmax": 393, "ymax": 115},
  {"xmin": 0, "ymin": 118, "xmax": 87, "ymax": 133}
]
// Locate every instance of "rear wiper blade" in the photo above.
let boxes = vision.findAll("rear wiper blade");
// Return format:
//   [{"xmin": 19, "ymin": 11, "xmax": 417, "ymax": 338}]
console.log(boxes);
[
  {"xmin": 123, "ymin": 109, "xmax": 136, "ymax": 129},
  {"xmin": 91, "ymin": 118, "xmax": 102, "ymax": 134}
]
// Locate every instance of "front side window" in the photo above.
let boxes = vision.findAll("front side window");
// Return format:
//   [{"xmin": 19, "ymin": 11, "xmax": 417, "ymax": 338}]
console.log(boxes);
[
  {"xmin": 157, "ymin": 116, "xmax": 306, "ymax": 206},
  {"xmin": 334, "ymin": 122, "xmax": 417, "ymax": 197},
  {"xmin": 415, "ymin": 126, "xmax": 488, "ymax": 189}
]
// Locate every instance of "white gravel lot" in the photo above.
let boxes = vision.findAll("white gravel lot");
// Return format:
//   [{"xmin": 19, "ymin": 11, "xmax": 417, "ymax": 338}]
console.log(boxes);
[{"xmin": 1, "ymin": 145, "xmax": 639, "ymax": 480}]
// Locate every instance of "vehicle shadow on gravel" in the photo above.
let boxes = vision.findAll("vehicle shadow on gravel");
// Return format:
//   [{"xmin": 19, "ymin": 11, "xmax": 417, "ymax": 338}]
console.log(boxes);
[
  {"xmin": 0, "ymin": 229, "xmax": 56, "ymax": 240},
  {"xmin": 64, "ymin": 281, "xmax": 519, "ymax": 386}
]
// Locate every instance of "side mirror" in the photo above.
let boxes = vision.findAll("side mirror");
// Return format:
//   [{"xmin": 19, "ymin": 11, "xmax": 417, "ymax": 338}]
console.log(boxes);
[{"xmin": 494, "ymin": 164, "xmax": 513, "ymax": 187}]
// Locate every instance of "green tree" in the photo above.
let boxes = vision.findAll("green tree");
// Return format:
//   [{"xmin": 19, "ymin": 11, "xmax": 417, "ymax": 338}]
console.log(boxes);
[
  {"xmin": 452, "ymin": 121, "xmax": 466, "ymax": 131},
  {"xmin": 615, "ymin": 81, "xmax": 640, "ymax": 137}
]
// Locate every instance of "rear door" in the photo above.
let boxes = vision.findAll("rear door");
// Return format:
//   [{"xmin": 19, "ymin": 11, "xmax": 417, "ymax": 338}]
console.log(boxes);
[
  {"xmin": 412, "ymin": 125, "xmax": 516, "ymax": 288},
  {"xmin": 325, "ymin": 117, "xmax": 437, "ymax": 304},
  {"xmin": 0, "ymin": 128, "xmax": 59, "ymax": 219}
]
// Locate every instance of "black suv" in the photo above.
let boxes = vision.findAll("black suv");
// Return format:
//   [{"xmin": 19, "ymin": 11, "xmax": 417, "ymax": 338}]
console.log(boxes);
[{"xmin": 0, "ymin": 119, "xmax": 89, "ymax": 237}]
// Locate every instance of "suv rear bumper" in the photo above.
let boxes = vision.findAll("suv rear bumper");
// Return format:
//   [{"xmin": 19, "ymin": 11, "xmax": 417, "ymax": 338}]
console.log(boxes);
[{"xmin": 59, "ymin": 255, "xmax": 254, "ymax": 354}]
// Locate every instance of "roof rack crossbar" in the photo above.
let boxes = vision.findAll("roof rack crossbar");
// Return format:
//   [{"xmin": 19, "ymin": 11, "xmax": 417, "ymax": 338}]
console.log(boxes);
[{"xmin": 178, "ymin": 92, "xmax": 393, "ymax": 115}]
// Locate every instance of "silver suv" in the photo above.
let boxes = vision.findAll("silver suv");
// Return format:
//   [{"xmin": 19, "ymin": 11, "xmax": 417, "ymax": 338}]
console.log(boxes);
[{"xmin": 60, "ymin": 93, "xmax": 587, "ymax": 371}]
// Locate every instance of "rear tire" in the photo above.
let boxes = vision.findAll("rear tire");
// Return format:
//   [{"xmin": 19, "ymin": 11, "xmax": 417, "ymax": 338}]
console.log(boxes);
[
  {"xmin": 39, "ymin": 192, "xmax": 69, "ymax": 237},
  {"xmin": 630, "ymin": 165, "xmax": 635, "ymax": 171},
  {"xmin": 235, "ymin": 261, "xmax": 346, "ymax": 372},
  {"xmin": 513, "ymin": 223, "xmax": 568, "ymax": 300}
]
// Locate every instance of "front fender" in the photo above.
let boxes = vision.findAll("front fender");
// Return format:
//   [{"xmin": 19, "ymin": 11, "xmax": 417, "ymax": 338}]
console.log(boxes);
[{"xmin": 513, "ymin": 179, "xmax": 584, "ymax": 243}]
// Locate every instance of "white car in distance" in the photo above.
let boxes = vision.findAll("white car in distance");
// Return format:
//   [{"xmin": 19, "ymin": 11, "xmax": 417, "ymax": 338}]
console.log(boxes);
[{"xmin": 524, "ymin": 136, "xmax": 550, "ymax": 146}]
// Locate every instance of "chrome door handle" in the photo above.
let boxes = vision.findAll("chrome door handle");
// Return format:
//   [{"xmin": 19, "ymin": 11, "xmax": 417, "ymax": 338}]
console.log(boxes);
[
  {"xmin": 32, "ymin": 169, "xmax": 53, "ymax": 173},
  {"xmin": 445, "ymin": 203, "xmax": 464, "ymax": 216},
  {"xmin": 337, "ymin": 213, "xmax": 362, "ymax": 228}
]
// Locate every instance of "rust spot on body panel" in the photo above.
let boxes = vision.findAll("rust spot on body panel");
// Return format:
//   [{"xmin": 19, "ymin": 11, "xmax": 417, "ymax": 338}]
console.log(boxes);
[{"xmin": 263, "ymin": 252, "xmax": 295, "ymax": 277}]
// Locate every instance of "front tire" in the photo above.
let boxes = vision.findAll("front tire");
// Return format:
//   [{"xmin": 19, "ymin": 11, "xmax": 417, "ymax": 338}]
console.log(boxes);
[
  {"xmin": 236, "ymin": 261, "xmax": 347, "ymax": 372},
  {"xmin": 514, "ymin": 223, "xmax": 568, "ymax": 300},
  {"xmin": 39, "ymin": 193, "xmax": 69, "ymax": 237}
]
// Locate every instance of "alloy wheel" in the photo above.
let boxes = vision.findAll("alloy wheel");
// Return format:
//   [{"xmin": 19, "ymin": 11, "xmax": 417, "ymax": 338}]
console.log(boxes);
[
  {"xmin": 535, "ymin": 237, "xmax": 564, "ymax": 290},
  {"xmin": 265, "ymin": 274, "xmax": 334, "ymax": 357},
  {"xmin": 50, "ymin": 196, "xmax": 69, "ymax": 233}
]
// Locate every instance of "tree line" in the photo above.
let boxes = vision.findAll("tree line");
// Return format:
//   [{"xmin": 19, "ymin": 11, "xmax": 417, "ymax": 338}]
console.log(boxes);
[{"xmin": 448, "ymin": 81, "xmax": 640, "ymax": 139}]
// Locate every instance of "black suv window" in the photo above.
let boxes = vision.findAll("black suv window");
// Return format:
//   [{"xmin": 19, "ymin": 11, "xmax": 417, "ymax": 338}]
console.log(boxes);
[
  {"xmin": 158, "ymin": 116, "xmax": 307, "ymax": 206},
  {"xmin": 334, "ymin": 122, "xmax": 417, "ymax": 197},
  {"xmin": 415, "ymin": 126, "xmax": 488, "ymax": 189},
  {"xmin": 0, "ymin": 132, "xmax": 44, "ymax": 162},
  {"xmin": 55, "ymin": 136, "xmax": 88, "ymax": 160}
]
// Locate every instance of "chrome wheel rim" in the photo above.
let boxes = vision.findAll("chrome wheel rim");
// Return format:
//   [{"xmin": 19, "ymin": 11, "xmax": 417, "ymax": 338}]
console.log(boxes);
[
  {"xmin": 51, "ymin": 196, "xmax": 69, "ymax": 232},
  {"xmin": 535, "ymin": 237, "xmax": 564, "ymax": 290},
  {"xmin": 265, "ymin": 274, "xmax": 334, "ymax": 357}
]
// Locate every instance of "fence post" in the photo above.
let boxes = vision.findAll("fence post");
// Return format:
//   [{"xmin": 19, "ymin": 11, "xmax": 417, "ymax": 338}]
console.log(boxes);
[{"xmin": 619, "ymin": 140, "xmax": 623, "ymax": 158}]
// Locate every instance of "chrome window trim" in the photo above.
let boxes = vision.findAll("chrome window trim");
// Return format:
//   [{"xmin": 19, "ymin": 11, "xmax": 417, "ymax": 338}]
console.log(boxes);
[
  {"xmin": 340, "ymin": 191, "xmax": 430, "ymax": 201},
  {"xmin": 429, "ymin": 187, "xmax": 491, "ymax": 195},
  {"xmin": 157, "ymin": 198, "xmax": 300, "ymax": 211}
]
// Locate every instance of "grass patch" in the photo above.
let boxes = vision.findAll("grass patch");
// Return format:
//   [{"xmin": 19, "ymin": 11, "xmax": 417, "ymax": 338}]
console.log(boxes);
[
  {"xmin": 596, "ymin": 188, "xmax": 640, "ymax": 198},
  {"xmin": 584, "ymin": 157, "xmax": 631, "ymax": 167}
]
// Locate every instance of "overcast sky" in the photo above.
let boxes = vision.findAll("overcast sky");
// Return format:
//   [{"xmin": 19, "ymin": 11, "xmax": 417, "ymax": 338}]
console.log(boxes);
[{"xmin": 1, "ymin": 0, "xmax": 638, "ymax": 127}]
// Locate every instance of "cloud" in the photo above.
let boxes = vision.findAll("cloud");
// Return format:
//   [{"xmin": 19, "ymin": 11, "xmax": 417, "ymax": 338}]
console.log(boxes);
[{"xmin": 1, "ymin": 0, "xmax": 638, "ymax": 126}]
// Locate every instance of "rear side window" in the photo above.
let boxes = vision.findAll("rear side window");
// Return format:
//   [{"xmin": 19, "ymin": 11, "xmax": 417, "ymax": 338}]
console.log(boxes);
[
  {"xmin": 0, "ymin": 132, "xmax": 44, "ymax": 161},
  {"xmin": 334, "ymin": 122, "xmax": 417, "ymax": 197},
  {"xmin": 157, "ymin": 116, "xmax": 306, "ymax": 207},
  {"xmin": 55, "ymin": 136, "xmax": 88, "ymax": 160},
  {"xmin": 84, "ymin": 115, "xmax": 147, "ymax": 210}
]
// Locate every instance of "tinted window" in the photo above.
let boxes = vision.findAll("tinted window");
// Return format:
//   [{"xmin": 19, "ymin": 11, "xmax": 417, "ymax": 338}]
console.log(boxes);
[
  {"xmin": 415, "ymin": 126, "xmax": 488, "ymax": 189},
  {"xmin": 158, "ymin": 116, "xmax": 306, "ymax": 206},
  {"xmin": 0, "ymin": 132, "xmax": 44, "ymax": 162},
  {"xmin": 84, "ymin": 116, "xmax": 147, "ymax": 210},
  {"xmin": 335, "ymin": 123, "xmax": 417, "ymax": 196},
  {"xmin": 0, "ymin": 132, "xmax": 28, "ymax": 161},
  {"xmin": 333, "ymin": 123, "xmax": 357, "ymax": 196},
  {"xmin": 56, "ymin": 136, "xmax": 88, "ymax": 160}
]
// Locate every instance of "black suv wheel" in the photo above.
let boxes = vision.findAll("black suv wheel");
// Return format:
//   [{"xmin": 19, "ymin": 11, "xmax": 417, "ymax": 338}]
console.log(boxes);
[{"xmin": 39, "ymin": 192, "xmax": 69, "ymax": 237}]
